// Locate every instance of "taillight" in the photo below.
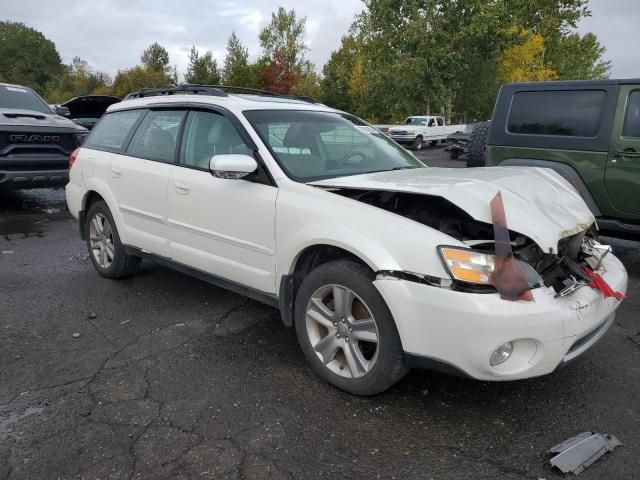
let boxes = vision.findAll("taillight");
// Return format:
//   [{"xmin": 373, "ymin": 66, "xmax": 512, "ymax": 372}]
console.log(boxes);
[{"xmin": 69, "ymin": 147, "xmax": 81, "ymax": 169}]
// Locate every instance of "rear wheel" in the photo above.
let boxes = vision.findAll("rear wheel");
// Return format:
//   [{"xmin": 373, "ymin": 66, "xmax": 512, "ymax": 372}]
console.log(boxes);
[
  {"xmin": 449, "ymin": 150, "xmax": 460, "ymax": 160},
  {"xmin": 86, "ymin": 201, "xmax": 141, "ymax": 279},
  {"xmin": 294, "ymin": 260, "xmax": 408, "ymax": 395},
  {"xmin": 429, "ymin": 140, "xmax": 438, "ymax": 147}
]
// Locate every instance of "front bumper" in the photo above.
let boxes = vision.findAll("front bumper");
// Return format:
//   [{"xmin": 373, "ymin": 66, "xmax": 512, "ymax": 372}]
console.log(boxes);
[
  {"xmin": 0, "ymin": 168, "xmax": 68, "ymax": 190},
  {"xmin": 374, "ymin": 252, "xmax": 627, "ymax": 381},
  {"xmin": 389, "ymin": 134, "xmax": 417, "ymax": 144}
]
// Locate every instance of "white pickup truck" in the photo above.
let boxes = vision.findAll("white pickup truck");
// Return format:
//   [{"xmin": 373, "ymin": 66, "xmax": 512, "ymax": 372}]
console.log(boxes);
[{"xmin": 375, "ymin": 116, "xmax": 466, "ymax": 150}]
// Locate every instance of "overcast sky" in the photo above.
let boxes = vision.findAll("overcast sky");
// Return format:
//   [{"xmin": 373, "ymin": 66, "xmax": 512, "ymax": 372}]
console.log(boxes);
[{"xmin": 2, "ymin": 0, "xmax": 638, "ymax": 79}]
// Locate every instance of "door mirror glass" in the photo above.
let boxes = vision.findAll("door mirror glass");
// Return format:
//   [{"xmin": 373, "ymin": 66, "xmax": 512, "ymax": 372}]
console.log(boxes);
[{"xmin": 209, "ymin": 154, "xmax": 258, "ymax": 179}]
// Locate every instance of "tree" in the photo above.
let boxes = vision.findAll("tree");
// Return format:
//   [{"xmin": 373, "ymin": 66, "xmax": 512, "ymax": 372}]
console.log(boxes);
[
  {"xmin": 45, "ymin": 56, "xmax": 112, "ymax": 103},
  {"xmin": 141, "ymin": 42, "xmax": 171, "ymax": 75},
  {"xmin": 222, "ymin": 32, "xmax": 252, "ymax": 86},
  {"xmin": 499, "ymin": 28, "xmax": 558, "ymax": 83},
  {"xmin": 184, "ymin": 46, "xmax": 221, "ymax": 85},
  {"xmin": 259, "ymin": 7, "xmax": 309, "ymax": 70},
  {"xmin": 112, "ymin": 65, "xmax": 172, "ymax": 98},
  {"xmin": 548, "ymin": 32, "xmax": 610, "ymax": 80},
  {"xmin": 321, "ymin": 35, "xmax": 362, "ymax": 112},
  {"xmin": 263, "ymin": 52, "xmax": 297, "ymax": 94},
  {"xmin": 0, "ymin": 21, "xmax": 63, "ymax": 92}
]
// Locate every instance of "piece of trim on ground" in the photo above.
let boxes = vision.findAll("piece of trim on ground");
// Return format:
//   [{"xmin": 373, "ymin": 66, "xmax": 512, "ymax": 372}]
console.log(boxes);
[{"xmin": 547, "ymin": 432, "xmax": 622, "ymax": 475}]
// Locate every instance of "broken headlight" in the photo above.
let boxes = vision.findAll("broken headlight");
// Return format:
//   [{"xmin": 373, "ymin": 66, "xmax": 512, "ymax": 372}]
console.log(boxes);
[
  {"xmin": 438, "ymin": 247, "xmax": 495, "ymax": 285},
  {"xmin": 438, "ymin": 246, "xmax": 544, "ymax": 289}
]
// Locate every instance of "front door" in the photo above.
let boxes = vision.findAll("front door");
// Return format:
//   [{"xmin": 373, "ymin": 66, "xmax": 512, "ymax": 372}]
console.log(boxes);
[
  {"xmin": 605, "ymin": 86, "xmax": 640, "ymax": 217},
  {"xmin": 167, "ymin": 110, "xmax": 278, "ymax": 294}
]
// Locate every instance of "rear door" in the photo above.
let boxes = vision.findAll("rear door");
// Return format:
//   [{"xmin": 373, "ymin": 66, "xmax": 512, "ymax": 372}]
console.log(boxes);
[
  {"xmin": 605, "ymin": 86, "xmax": 640, "ymax": 216},
  {"xmin": 110, "ymin": 109, "xmax": 186, "ymax": 256}
]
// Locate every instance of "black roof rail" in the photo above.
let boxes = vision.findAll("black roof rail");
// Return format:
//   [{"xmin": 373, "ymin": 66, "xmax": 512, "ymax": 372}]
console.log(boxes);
[
  {"xmin": 183, "ymin": 84, "xmax": 321, "ymax": 103},
  {"xmin": 124, "ymin": 84, "xmax": 228, "ymax": 100},
  {"xmin": 125, "ymin": 83, "xmax": 321, "ymax": 104}
]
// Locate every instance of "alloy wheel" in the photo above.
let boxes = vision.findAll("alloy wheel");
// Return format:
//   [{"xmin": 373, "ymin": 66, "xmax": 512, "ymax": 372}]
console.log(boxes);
[
  {"xmin": 89, "ymin": 213, "xmax": 115, "ymax": 269},
  {"xmin": 305, "ymin": 284, "xmax": 379, "ymax": 378}
]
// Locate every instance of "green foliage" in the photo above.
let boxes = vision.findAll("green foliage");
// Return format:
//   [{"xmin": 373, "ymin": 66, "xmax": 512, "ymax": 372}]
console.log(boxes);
[
  {"xmin": 112, "ymin": 66, "xmax": 173, "ymax": 98},
  {"xmin": 185, "ymin": 46, "xmax": 221, "ymax": 85},
  {"xmin": 141, "ymin": 42, "xmax": 171, "ymax": 74},
  {"xmin": 259, "ymin": 7, "xmax": 308, "ymax": 70},
  {"xmin": 0, "ymin": 21, "xmax": 63, "ymax": 92},
  {"xmin": 222, "ymin": 32, "xmax": 252, "ymax": 86},
  {"xmin": 548, "ymin": 32, "xmax": 610, "ymax": 80},
  {"xmin": 45, "ymin": 56, "xmax": 112, "ymax": 103}
]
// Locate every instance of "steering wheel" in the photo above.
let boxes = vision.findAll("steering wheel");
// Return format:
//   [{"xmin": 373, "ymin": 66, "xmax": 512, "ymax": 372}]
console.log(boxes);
[{"xmin": 335, "ymin": 150, "xmax": 367, "ymax": 170}]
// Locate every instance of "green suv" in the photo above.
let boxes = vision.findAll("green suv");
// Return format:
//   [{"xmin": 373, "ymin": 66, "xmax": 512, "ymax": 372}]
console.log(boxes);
[{"xmin": 481, "ymin": 80, "xmax": 640, "ymax": 238}]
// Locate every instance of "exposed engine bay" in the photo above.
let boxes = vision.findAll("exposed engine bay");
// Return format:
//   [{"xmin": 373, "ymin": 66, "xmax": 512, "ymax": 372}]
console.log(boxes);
[{"xmin": 330, "ymin": 188, "xmax": 612, "ymax": 296}]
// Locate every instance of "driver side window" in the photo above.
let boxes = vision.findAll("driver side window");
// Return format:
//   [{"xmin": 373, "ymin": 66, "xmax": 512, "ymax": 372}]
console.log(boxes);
[{"xmin": 180, "ymin": 110, "xmax": 252, "ymax": 170}]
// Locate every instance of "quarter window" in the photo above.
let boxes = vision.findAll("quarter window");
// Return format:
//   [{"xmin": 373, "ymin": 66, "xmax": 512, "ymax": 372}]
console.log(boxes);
[
  {"xmin": 127, "ymin": 110, "xmax": 186, "ymax": 163},
  {"xmin": 507, "ymin": 90, "xmax": 606, "ymax": 137},
  {"xmin": 86, "ymin": 110, "xmax": 143, "ymax": 150},
  {"xmin": 622, "ymin": 90, "xmax": 640, "ymax": 138},
  {"xmin": 180, "ymin": 111, "xmax": 252, "ymax": 169}
]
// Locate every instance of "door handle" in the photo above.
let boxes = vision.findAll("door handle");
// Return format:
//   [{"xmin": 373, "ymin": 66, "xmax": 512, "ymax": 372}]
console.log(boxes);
[
  {"xmin": 111, "ymin": 167, "xmax": 122, "ymax": 178},
  {"xmin": 174, "ymin": 182, "xmax": 191, "ymax": 195},
  {"xmin": 612, "ymin": 150, "xmax": 640, "ymax": 158}
]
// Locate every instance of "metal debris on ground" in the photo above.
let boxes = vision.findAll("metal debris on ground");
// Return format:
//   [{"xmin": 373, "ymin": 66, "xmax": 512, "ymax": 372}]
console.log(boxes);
[
  {"xmin": 88, "ymin": 312, "xmax": 97, "ymax": 319},
  {"xmin": 72, "ymin": 332, "xmax": 81, "ymax": 338},
  {"xmin": 547, "ymin": 432, "xmax": 622, "ymax": 475}
]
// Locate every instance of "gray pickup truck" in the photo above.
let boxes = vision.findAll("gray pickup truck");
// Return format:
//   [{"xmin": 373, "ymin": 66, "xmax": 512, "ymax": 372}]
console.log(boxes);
[{"xmin": 0, "ymin": 82, "xmax": 88, "ymax": 190}]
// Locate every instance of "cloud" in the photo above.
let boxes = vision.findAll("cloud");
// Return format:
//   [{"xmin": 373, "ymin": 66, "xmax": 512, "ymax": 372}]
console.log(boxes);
[{"xmin": 2, "ymin": 0, "xmax": 637, "ymax": 80}]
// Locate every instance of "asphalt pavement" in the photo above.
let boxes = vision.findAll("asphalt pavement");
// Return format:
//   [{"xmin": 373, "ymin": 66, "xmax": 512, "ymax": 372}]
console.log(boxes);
[{"xmin": 1, "ymin": 146, "xmax": 639, "ymax": 479}]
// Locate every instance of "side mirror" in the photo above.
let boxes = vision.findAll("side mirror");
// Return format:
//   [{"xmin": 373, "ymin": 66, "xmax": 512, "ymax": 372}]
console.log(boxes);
[
  {"xmin": 209, "ymin": 154, "xmax": 258, "ymax": 180},
  {"xmin": 52, "ymin": 105, "xmax": 70, "ymax": 117}
]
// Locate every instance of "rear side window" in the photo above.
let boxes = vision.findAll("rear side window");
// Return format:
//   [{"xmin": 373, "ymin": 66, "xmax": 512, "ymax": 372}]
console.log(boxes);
[
  {"xmin": 623, "ymin": 90, "xmax": 640, "ymax": 138},
  {"xmin": 127, "ymin": 110, "xmax": 186, "ymax": 163},
  {"xmin": 86, "ymin": 110, "xmax": 143, "ymax": 150},
  {"xmin": 507, "ymin": 90, "xmax": 606, "ymax": 137}
]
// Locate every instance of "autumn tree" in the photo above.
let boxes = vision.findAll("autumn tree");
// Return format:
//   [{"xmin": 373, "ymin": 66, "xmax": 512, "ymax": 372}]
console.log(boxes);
[
  {"xmin": 0, "ymin": 21, "xmax": 63, "ymax": 92},
  {"xmin": 499, "ymin": 27, "xmax": 558, "ymax": 83},
  {"xmin": 184, "ymin": 46, "xmax": 221, "ymax": 85}
]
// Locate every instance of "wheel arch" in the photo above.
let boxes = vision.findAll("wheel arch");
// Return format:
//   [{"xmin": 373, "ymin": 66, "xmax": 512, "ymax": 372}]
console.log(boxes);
[{"xmin": 79, "ymin": 179, "xmax": 126, "ymax": 242}]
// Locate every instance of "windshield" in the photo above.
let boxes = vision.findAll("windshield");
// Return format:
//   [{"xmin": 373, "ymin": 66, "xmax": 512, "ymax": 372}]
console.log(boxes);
[
  {"xmin": 0, "ymin": 85, "xmax": 52, "ymax": 114},
  {"xmin": 405, "ymin": 117, "xmax": 427, "ymax": 126},
  {"xmin": 244, "ymin": 110, "xmax": 424, "ymax": 181}
]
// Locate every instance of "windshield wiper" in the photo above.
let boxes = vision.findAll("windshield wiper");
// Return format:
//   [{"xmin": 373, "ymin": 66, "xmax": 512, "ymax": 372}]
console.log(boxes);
[{"xmin": 389, "ymin": 166, "xmax": 417, "ymax": 171}]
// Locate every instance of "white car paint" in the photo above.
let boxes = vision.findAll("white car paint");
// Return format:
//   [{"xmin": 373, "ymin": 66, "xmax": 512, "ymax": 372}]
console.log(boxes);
[
  {"xmin": 375, "ymin": 116, "xmax": 466, "ymax": 144},
  {"xmin": 66, "ymin": 92, "xmax": 627, "ymax": 383}
]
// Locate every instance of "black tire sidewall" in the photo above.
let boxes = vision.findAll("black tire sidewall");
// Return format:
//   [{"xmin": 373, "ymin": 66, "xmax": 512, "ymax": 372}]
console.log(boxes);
[
  {"xmin": 294, "ymin": 260, "xmax": 406, "ymax": 395},
  {"xmin": 466, "ymin": 121, "xmax": 490, "ymax": 167}
]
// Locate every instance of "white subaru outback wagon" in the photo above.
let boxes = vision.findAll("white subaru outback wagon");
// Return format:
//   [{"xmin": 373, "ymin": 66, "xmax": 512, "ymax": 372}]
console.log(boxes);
[{"xmin": 66, "ymin": 85, "xmax": 627, "ymax": 395}]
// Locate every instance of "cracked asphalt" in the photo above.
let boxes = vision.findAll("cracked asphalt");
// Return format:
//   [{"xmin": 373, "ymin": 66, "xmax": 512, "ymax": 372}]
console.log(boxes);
[{"xmin": 1, "ymin": 147, "xmax": 639, "ymax": 479}]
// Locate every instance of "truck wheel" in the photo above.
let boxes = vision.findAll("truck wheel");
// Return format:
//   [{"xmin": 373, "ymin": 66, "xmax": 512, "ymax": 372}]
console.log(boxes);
[
  {"xmin": 466, "ymin": 121, "xmax": 490, "ymax": 167},
  {"xmin": 86, "ymin": 201, "xmax": 141, "ymax": 279},
  {"xmin": 429, "ymin": 140, "xmax": 438, "ymax": 147},
  {"xmin": 449, "ymin": 150, "xmax": 460, "ymax": 160},
  {"xmin": 294, "ymin": 260, "xmax": 408, "ymax": 395},
  {"xmin": 412, "ymin": 136, "xmax": 424, "ymax": 150}
]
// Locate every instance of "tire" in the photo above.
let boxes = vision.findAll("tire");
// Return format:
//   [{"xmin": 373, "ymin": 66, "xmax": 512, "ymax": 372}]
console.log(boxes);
[
  {"xmin": 466, "ymin": 121, "xmax": 491, "ymax": 168},
  {"xmin": 85, "ymin": 201, "xmax": 141, "ymax": 279},
  {"xmin": 449, "ymin": 150, "xmax": 460, "ymax": 160},
  {"xmin": 294, "ymin": 260, "xmax": 408, "ymax": 395},
  {"xmin": 412, "ymin": 136, "xmax": 424, "ymax": 150},
  {"xmin": 429, "ymin": 140, "xmax": 438, "ymax": 147}
]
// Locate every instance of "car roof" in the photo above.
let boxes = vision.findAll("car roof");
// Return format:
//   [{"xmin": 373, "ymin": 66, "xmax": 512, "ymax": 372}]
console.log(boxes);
[
  {"xmin": 505, "ymin": 78, "xmax": 640, "ymax": 88},
  {"xmin": 108, "ymin": 92, "xmax": 338, "ymax": 114}
]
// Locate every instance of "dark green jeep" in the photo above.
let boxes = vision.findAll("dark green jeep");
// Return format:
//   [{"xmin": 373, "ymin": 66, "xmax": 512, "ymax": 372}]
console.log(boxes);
[{"xmin": 480, "ymin": 80, "xmax": 640, "ymax": 238}]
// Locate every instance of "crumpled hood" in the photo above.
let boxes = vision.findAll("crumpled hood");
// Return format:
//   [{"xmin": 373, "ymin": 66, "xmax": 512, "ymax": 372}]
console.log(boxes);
[
  {"xmin": 310, "ymin": 167, "xmax": 595, "ymax": 253},
  {"xmin": 0, "ymin": 108, "xmax": 84, "ymax": 130}
]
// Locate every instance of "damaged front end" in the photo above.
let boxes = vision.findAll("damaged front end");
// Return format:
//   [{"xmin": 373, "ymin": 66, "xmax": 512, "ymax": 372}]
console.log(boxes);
[{"xmin": 329, "ymin": 187, "xmax": 619, "ymax": 299}]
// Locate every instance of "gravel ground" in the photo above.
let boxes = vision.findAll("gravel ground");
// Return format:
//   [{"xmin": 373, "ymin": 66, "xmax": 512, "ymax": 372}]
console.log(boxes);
[{"xmin": 1, "ymin": 154, "xmax": 639, "ymax": 479}]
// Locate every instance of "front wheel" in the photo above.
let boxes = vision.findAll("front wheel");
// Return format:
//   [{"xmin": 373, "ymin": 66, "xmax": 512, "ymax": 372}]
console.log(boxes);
[
  {"xmin": 294, "ymin": 260, "xmax": 408, "ymax": 395},
  {"xmin": 412, "ymin": 136, "xmax": 424, "ymax": 150},
  {"xmin": 86, "ymin": 201, "xmax": 141, "ymax": 279}
]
